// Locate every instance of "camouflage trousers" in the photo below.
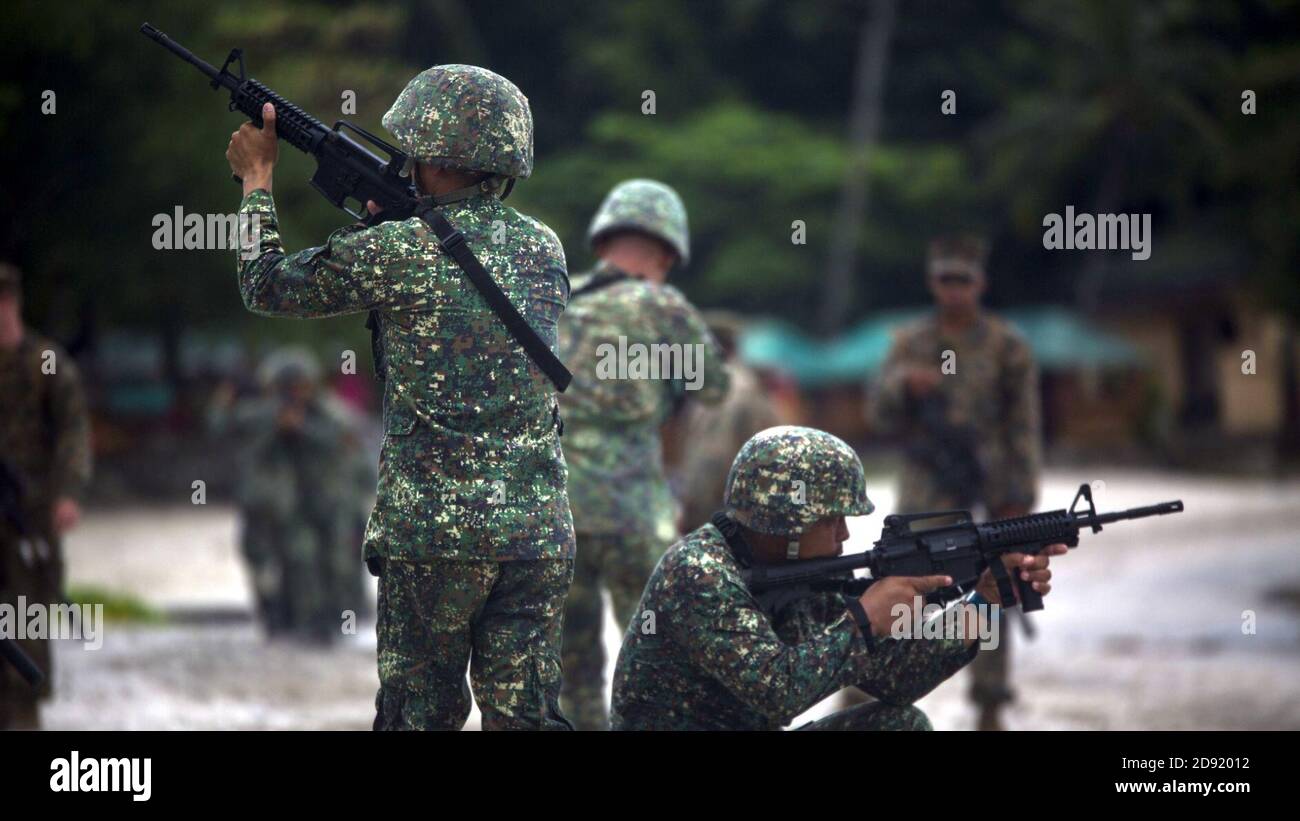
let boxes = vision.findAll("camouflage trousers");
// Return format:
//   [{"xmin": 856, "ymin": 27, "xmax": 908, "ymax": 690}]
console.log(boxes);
[
  {"xmin": 373, "ymin": 558, "xmax": 574, "ymax": 731},
  {"xmin": 795, "ymin": 700, "xmax": 933, "ymax": 731},
  {"xmin": 0, "ymin": 529, "xmax": 62, "ymax": 729},
  {"xmin": 897, "ymin": 467, "xmax": 1017, "ymax": 710},
  {"xmin": 560, "ymin": 531, "xmax": 665, "ymax": 731}
]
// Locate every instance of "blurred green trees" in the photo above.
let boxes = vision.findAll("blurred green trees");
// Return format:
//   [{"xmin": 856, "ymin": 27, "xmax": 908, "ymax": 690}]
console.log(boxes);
[{"xmin": 1, "ymin": 0, "xmax": 1295, "ymax": 358}]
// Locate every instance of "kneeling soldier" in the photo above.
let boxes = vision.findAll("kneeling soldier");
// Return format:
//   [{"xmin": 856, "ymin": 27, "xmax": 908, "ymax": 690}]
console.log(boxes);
[{"xmin": 611, "ymin": 425, "xmax": 1063, "ymax": 730}]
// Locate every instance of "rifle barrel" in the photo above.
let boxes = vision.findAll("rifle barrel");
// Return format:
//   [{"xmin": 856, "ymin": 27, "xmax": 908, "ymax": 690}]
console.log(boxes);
[
  {"xmin": 140, "ymin": 23, "xmax": 232, "ymax": 88},
  {"xmin": 1087, "ymin": 500, "xmax": 1184, "ymax": 527}
]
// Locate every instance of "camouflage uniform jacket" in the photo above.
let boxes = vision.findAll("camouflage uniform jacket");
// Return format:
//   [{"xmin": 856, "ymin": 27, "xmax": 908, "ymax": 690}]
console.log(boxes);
[
  {"xmin": 237, "ymin": 189, "xmax": 574, "ymax": 562},
  {"xmin": 872, "ymin": 312, "xmax": 1041, "ymax": 511},
  {"xmin": 557, "ymin": 262, "xmax": 728, "ymax": 539},
  {"xmin": 610, "ymin": 523, "xmax": 977, "ymax": 730},
  {"xmin": 0, "ymin": 333, "xmax": 92, "ymax": 529}
]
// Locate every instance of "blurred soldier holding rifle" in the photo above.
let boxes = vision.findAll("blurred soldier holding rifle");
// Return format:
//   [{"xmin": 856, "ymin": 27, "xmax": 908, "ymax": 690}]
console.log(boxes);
[
  {"xmin": 870, "ymin": 235, "xmax": 1042, "ymax": 730},
  {"xmin": 0, "ymin": 263, "xmax": 92, "ymax": 729},
  {"xmin": 208, "ymin": 347, "xmax": 360, "ymax": 643}
]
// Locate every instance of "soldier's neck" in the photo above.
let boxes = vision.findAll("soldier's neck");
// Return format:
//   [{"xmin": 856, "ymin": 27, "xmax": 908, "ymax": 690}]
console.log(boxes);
[
  {"xmin": 937, "ymin": 308, "xmax": 979, "ymax": 335},
  {"xmin": 597, "ymin": 251, "xmax": 668, "ymax": 285}
]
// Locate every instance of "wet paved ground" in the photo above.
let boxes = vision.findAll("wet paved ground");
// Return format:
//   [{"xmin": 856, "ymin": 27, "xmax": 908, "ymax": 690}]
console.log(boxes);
[{"xmin": 39, "ymin": 470, "xmax": 1300, "ymax": 730}]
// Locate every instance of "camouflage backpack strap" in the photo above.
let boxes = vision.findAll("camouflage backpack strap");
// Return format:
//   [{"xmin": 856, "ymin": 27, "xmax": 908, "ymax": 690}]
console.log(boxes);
[{"xmin": 411, "ymin": 202, "xmax": 572, "ymax": 392}]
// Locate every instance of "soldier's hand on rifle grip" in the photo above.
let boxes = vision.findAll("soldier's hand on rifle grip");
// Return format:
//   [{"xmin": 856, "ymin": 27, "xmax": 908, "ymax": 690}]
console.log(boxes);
[
  {"xmin": 975, "ymin": 547, "xmax": 1066, "ymax": 606},
  {"xmin": 227, "ymin": 102, "xmax": 279, "ymax": 195},
  {"xmin": 857, "ymin": 574, "xmax": 954, "ymax": 637}
]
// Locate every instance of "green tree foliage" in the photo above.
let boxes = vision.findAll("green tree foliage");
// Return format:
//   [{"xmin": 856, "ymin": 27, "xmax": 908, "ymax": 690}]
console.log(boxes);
[{"xmin": 1, "ymin": 0, "xmax": 1295, "ymax": 354}]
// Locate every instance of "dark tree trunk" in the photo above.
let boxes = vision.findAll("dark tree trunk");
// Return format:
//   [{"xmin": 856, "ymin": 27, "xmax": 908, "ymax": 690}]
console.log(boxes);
[{"xmin": 818, "ymin": 0, "xmax": 897, "ymax": 334}]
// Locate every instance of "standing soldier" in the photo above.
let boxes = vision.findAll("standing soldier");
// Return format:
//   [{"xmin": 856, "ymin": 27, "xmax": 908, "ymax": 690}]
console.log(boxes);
[
  {"xmin": 208, "ymin": 347, "xmax": 357, "ymax": 643},
  {"xmin": 0, "ymin": 262, "xmax": 93, "ymax": 729},
  {"xmin": 558, "ymin": 180, "xmax": 729, "ymax": 729},
  {"xmin": 668, "ymin": 311, "xmax": 782, "ymax": 534},
  {"xmin": 870, "ymin": 235, "xmax": 1042, "ymax": 731},
  {"xmin": 224, "ymin": 66, "xmax": 575, "ymax": 729}
]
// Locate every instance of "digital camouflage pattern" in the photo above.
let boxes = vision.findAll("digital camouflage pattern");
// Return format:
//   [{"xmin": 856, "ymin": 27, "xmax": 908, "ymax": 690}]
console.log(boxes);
[
  {"xmin": 872, "ymin": 313, "xmax": 1041, "ymax": 514},
  {"xmin": 374, "ymin": 558, "xmax": 573, "ymax": 730},
  {"xmin": 557, "ymin": 261, "xmax": 728, "ymax": 538},
  {"xmin": 610, "ymin": 522, "xmax": 978, "ymax": 730},
  {"xmin": 586, "ymin": 179, "xmax": 690, "ymax": 263},
  {"xmin": 207, "ymin": 375, "xmax": 365, "ymax": 641},
  {"xmin": 559, "ymin": 529, "xmax": 660, "ymax": 730},
  {"xmin": 0, "ymin": 330, "xmax": 91, "ymax": 724},
  {"xmin": 723, "ymin": 426, "xmax": 874, "ymax": 538},
  {"xmin": 382, "ymin": 65, "xmax": 534, "ymax": 178},
  {"xmin": 236, "ymin": 188, "xmax": 574, "ymax": 563}
]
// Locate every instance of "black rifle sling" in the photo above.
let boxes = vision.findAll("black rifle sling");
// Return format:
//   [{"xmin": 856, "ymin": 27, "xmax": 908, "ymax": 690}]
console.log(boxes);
[
  {"xmin": 569, "ymin": 270, "xmax": 630, "ymax": 299},
  {"xmin": 710, "ymin": 511, "xmax": 754, "ymax": 569},
  {"xmin": 411, "ymin": 203, "xmax": 572, "ymax": 392}
]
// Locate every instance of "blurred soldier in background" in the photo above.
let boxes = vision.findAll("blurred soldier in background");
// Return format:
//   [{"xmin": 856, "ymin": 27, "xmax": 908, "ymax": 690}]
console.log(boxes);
[
  {"xmin": 870, "ymin": 235, "xmax": 1042, "ymax": 730},
  {"xmin": 558, "ymin": 180, "xmax": 729, "ymax": 729},
  {"xmin": 0, "ymin": 263, "xmax": 92, "ymax": 729},
  {"xmin": 209, "ymin": 347, "xmax": 359, "ymax": 643},
  {"xmin": 226, "ymin": 65, "xmax": 575, "ymax": 730},
  {"xmin": 667, "ymin": 311, "xmax": 782, "ymax": 533}
]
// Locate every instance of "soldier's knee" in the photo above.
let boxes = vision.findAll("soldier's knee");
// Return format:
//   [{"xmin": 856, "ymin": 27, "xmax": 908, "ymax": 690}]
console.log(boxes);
[
  {"xmin": 902, "ymin": 704, "xmax": 933, "ymax": 731},
  {"xmin": 872, "ymin": 702, "xmax": 933, "ymax": 731}
]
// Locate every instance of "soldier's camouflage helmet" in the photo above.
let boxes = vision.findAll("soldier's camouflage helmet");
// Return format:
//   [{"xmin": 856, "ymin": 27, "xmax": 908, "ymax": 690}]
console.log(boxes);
[
  {"xmin": 382, "ymin": 65, "xmax": 534, "ymax": 179},
  {"xmin": 587, "ymin": 179, "xmax": 690, "ymax": 264},
  {"xmin": 724, "ymin": 426, "xmax": 874, "ymax": 551},
  {"xmin": 258, "ymin": 346, "xmax": 322, "ymax": 390}
]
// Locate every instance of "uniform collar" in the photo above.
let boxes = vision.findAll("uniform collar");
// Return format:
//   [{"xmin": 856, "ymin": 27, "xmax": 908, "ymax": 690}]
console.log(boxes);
[{"xmin": 418, "ymin": 181, "xmax": 500, "ymax": 208}]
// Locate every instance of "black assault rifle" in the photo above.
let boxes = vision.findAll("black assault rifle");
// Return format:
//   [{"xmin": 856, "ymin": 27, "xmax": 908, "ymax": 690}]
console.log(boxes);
[{"xmin": 743, "ymin": 483, "xmax": 1183, "ymax": 613}]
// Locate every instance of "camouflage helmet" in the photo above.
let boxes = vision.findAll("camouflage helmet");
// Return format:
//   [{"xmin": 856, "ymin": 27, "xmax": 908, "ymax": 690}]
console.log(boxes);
[
  {"xmin": 382, "ymin": 64, "xmax": 534, "ymax": 179},
  {"xmin": 257, "ymin": 346, "xmax": 321, "ymax": 390},
  {"xmin": 724, "ymin": 426, "xmax": 874, "ymax": 557},
  {"xmin": 587, "ymin": 179, "xmax": 690, "ymax": 264}
]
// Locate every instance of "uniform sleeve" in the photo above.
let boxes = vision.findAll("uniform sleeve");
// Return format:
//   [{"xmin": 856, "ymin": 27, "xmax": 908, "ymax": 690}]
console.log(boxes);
[
  {"xmin": 995, "ymin": 334, "xmax": 1042, "ymax": 511},
  {"xmin": 806, "ymin": 592, "xmax": 978, "ymax": 706},
  {"xmin": 49, "ymin": 355, "xmax": 92, "ymax": 500},
  {"xmin": 235, "ymin": 190, "xmax": 459, "ymax": 318},
  {"xmin": 853, "ymin": 631, "xmax": 979, "ymax": 705},
  {"xmin": 667, "ymin": 560, "xmax": 920, "ymax": 726},
  {"xmin": 662, "ymin": 290, "xmax": 729, "ymax": 407},
  {"xmin": 870, "ymin": 331, "xmax": 912, "ymax": 434}
]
